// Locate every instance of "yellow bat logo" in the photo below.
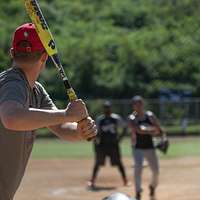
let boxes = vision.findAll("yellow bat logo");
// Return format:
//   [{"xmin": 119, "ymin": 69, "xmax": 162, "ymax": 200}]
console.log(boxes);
[{"xmin": 24, "ymin": 0, "xmax": 57, "ymax": 56}]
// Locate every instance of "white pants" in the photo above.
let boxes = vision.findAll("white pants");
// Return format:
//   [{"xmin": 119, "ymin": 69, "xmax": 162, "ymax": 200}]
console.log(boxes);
[{"xmin": 133, "ymin": 148, "xmax": 159, "ymax": 193}]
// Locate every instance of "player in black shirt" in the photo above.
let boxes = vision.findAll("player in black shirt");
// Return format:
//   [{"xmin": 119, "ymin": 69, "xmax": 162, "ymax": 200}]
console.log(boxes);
[
  {"xmin": 128, "ymin": 96, "xmax": 164, "ymax": 200},
  {"xmin": 88, "ymin": 101, "xmax": 130, "ymax": 188}
]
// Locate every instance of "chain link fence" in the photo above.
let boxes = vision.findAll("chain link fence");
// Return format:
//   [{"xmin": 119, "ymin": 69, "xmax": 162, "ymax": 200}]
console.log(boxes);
[
  {"xmin": 86, "ymin": 98, "xmax": 200, "ymax": 126},
  {"xmin": 37, "ymin": 98, "xmax": 200, "ymax": 137}
]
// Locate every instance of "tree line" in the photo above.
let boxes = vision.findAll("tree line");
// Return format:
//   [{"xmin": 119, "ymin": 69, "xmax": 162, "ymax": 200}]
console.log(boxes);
[{"xmin": 0, "ymin": 0, "xmax": 200, "ymax": 106}]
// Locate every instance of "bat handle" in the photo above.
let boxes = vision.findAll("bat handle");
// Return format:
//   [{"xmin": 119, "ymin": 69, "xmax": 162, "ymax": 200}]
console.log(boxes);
[
  {"xmin": 51, "ymin": 54, "xmax": 94, "ymax": 141},
  {"xmin": 67, "ymin": 87, "xmax": 78, "ymax": 101},
  {"xmin": 62, "ymin": 77, "xmax": 77, "ymax": 101},
  {"xmin": 51, "ymin": 54, "xmax": 78, "ymax": 101},
  {"xmin": 67, "ymin": 86, "xmax": 96, "ymax": 141},
  {"xmin": 67, "ymin": 89, "xmax": 95, "ymax": 141}
]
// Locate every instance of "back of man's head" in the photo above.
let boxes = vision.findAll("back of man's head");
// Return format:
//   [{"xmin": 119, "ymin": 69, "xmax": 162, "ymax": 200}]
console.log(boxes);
[
  {"xmin": 11, "ymin": 23, "xmax": 45, "ymax": 64},
  {"xmin": 102, "ymin": 193, "xmax": 134, "ymax": 200}
]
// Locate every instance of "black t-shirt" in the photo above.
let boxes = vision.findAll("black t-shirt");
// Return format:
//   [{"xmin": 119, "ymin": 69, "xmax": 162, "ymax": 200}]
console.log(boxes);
[
  {"xmin": 96, "ymin": 113, "xmax": 124, "ymax": 145},
  {"xmin": 129, "ymin": 111, "xmax": 155, "ymax": 149}
]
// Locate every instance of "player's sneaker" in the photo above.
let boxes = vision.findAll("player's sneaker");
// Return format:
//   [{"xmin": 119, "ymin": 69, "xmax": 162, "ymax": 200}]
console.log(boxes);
[
  {"xmin": 135, "ymin": 189, "xmax": 142, "ymax": 200},
  {"xmin": 135, "ymin": 192, "xmax": 141, "ymax": 200},
  {"xmin": 149, "ymin": 185, "xmax": 156, "ymax": 199},
  {"xmin": 87, "ymin": 180, "xmax": 95, "ymax": 189},
  {"xmin": 123, "ymin": 180, "xmax": 132, "ymax": 187}
]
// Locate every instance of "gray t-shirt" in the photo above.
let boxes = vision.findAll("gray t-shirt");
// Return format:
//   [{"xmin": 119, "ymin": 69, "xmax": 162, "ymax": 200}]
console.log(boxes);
[{"xmin": 0, "ymin": 68, "xmax": 55, "ymax": 200}]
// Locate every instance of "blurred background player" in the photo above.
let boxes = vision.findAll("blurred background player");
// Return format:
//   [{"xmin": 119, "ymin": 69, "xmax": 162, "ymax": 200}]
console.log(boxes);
[
  {"xmin": 128, "ymin": 96, "xmax": 165, "ymax": 200},
  {"xmin": 88, "ymin": 101, "xmax": 130, "ymax": 188}
]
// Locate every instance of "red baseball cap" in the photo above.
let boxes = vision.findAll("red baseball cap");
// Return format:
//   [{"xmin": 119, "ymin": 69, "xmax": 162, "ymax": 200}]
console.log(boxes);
[{"xmin": 12, "ymin": 23, "xmax": 45, "ymax": 53}]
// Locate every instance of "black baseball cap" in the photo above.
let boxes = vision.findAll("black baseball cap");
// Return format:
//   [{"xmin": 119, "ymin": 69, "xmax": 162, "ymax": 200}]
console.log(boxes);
[
  {"xmin": 131, "ymin": 95, "xmax": 143, "ymax": 104},
  {"xmin": 103, "ymin": 100, "xmax": 112, "ymax": 107}
]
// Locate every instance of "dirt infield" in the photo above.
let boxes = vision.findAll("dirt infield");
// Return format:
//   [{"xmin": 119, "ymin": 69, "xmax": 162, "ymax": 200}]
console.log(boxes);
[{"xmin": 15, "ymin": 157, "xmax": 200, "ymax": 200}]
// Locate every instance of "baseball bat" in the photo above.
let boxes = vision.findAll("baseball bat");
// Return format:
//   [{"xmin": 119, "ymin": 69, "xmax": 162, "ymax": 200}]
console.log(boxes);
[
  {"xmin": 24, "ymin": 0, "xmax": 96, "ymax": 141},
  {"xmin": 24, "ymin": 0, "xmax": 77, "ymax": 101}
]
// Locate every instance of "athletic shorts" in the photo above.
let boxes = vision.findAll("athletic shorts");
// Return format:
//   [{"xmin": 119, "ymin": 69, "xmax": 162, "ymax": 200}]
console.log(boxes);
[{"xmin": 94, "ymin": 144, "xmax": 121, "ymax": 166}]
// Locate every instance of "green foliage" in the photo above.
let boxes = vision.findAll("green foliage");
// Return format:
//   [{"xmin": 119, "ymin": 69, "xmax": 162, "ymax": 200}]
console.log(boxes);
[{"xmin": 0, "ymin": 0, "xmax": 200, "ymax": 103}]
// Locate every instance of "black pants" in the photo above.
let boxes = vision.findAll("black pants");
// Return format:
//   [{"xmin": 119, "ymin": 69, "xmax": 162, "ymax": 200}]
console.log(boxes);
[
  {"xmin": 90, "ymin": 143, "xmax": 127, "ymax": 184},
  {"xmin": 95, "ymin": 143, "xmax": 121, "ymax": 166}
]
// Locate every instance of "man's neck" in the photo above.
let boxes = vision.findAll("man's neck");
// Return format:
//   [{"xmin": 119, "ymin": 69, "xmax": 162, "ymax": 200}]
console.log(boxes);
[
  {"xmin": 14, "ymin": 63, "xmax": 41, "ymax": 88},
  {"xmin": 136, "ymin": 110, "xmax": 145, "ymax": 118},
  {"xmin": 23, "ymin": 68, "xmax": 40, "ymax": 88},
  {"xmin": 105, "ymin": 113, "xmax": 111, "ymax": 117}
]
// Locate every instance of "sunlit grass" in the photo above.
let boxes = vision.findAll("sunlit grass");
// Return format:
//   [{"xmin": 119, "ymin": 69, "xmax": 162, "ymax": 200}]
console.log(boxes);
[{"xmin": 31, "ymin": 137, "xmax": 200, "ymax": 159}]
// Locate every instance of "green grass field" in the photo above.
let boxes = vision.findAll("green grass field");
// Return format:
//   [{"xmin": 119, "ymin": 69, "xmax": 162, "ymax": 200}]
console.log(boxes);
[
  {"xmin": 37, "ymin": 124, "xmax": 200, "ymax": 137},
  {"xmin": 164, "ymin": 124, "xmax": 200, "ymax": 135},
  {"xmin": 31, "ymin": 137, "xmax": 200, "ymax": 159}
]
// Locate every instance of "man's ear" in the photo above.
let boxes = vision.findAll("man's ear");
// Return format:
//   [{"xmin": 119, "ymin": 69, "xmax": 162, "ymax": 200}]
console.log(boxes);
[
  {"xmin": 40, "ymin": 52, "xmax": 48, "ymax": 62},
  {"xmin": 10, "ymin": 48, "xmax": 14, "ymax": 58}
]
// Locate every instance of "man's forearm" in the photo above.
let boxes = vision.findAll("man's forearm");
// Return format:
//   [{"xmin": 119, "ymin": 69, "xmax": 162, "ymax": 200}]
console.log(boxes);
[
  {"xmin": 2, "ymin": 107, "xmax": 68, "ymax": 131},
  {"xmin": 0, "ymin": 99, "xmax": 89, "ymax": 132},
  {"xmin": 49, "ymin": 123, "xmax": 82, "ymax": 141}
]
